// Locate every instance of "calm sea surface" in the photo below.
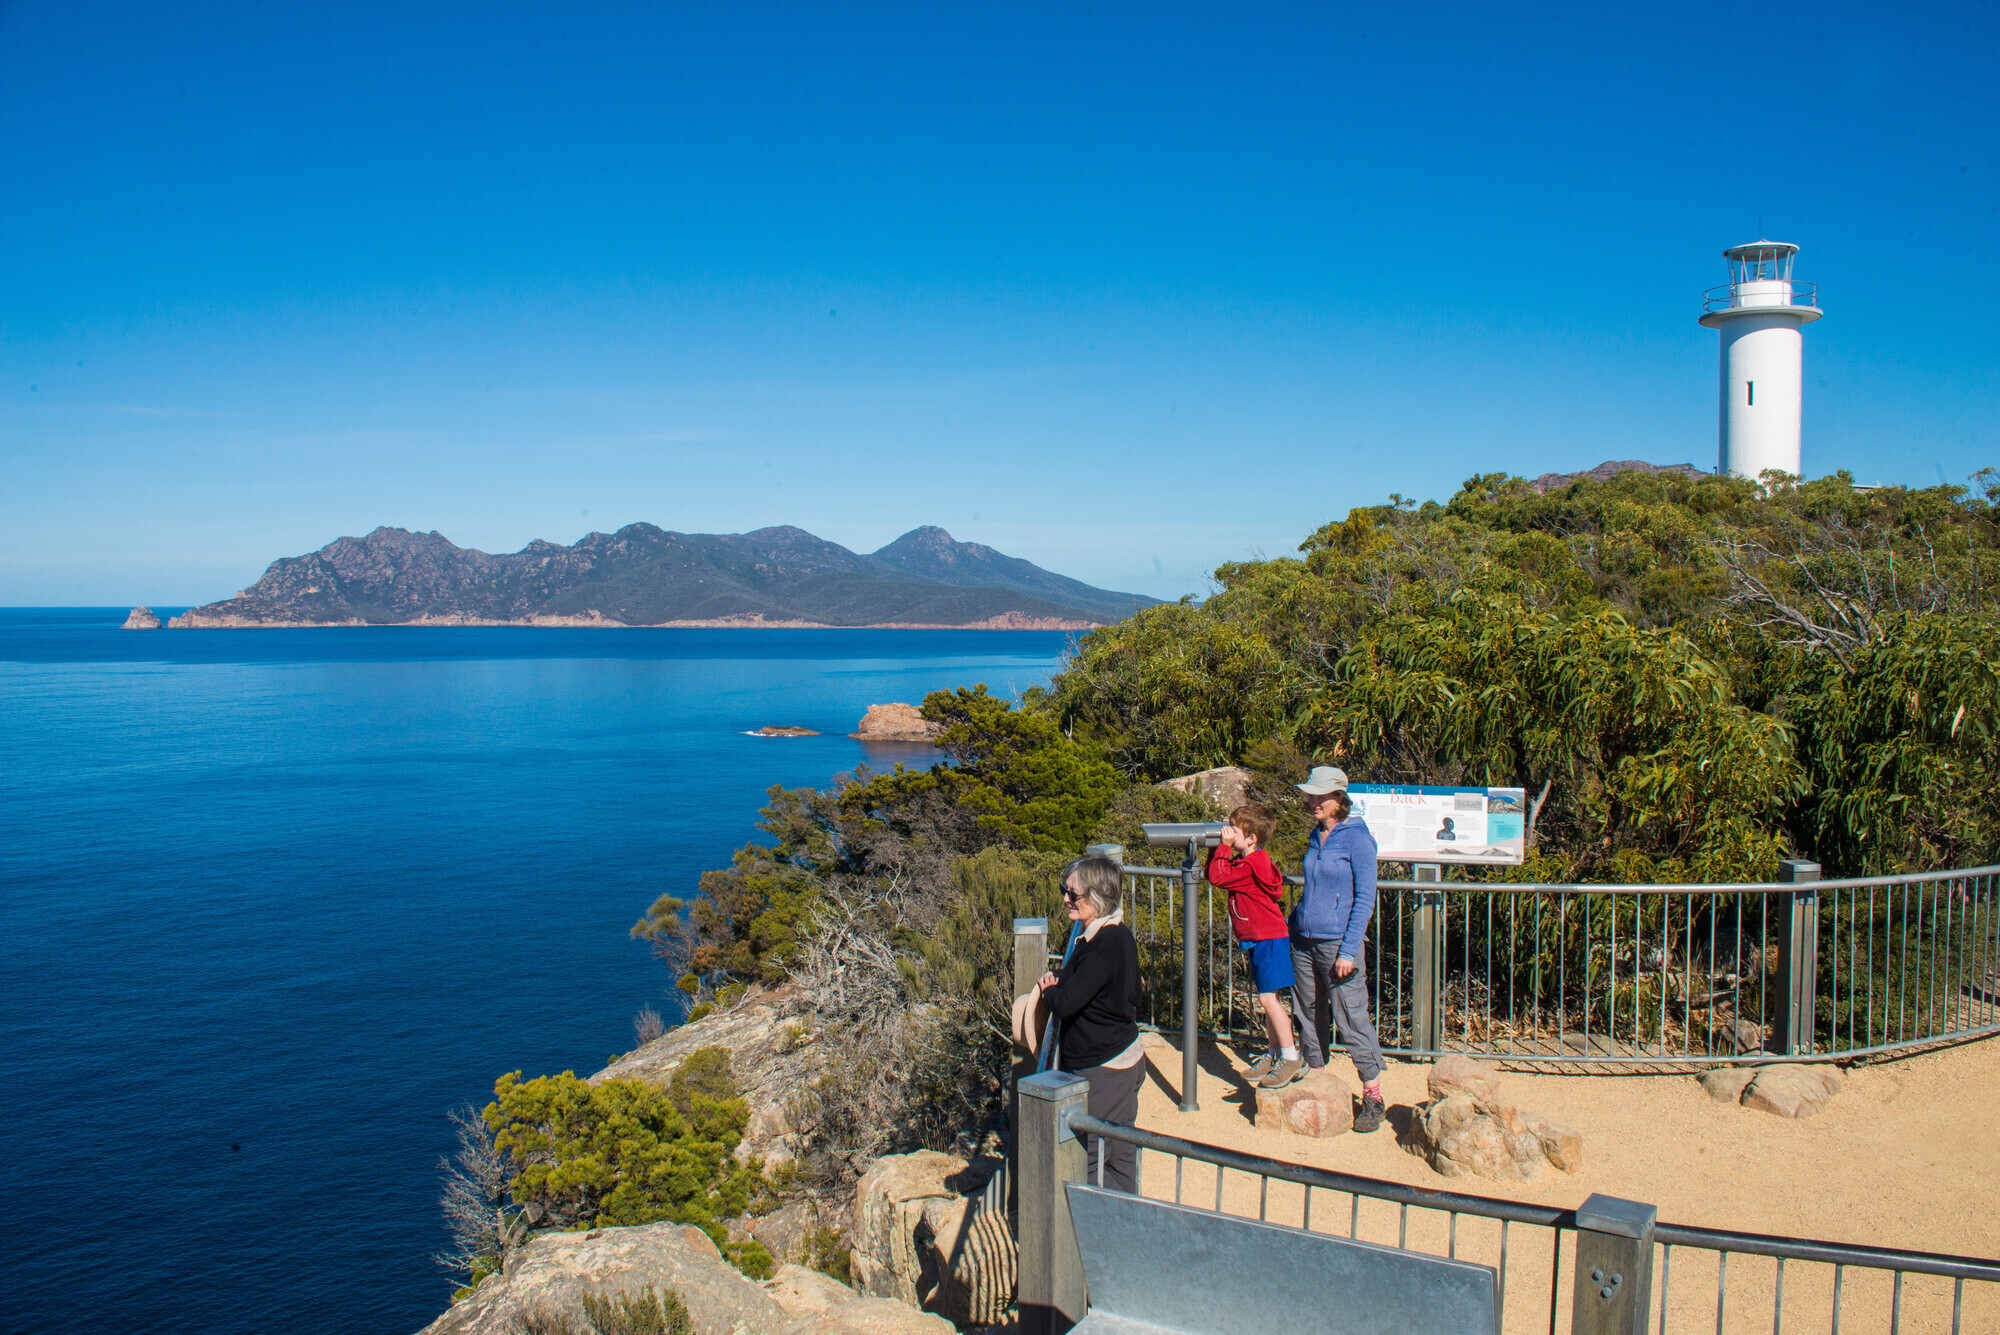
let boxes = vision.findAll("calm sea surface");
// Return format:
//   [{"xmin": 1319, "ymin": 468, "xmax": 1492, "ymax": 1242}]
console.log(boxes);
[{"xmin": 0, "ymin": 611, "xmax": 1069, "ymax": 1334}]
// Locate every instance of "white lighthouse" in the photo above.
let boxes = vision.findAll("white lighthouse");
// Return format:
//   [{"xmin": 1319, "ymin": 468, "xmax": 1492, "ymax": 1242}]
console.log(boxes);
[{"xmin": 1699, "ymin": 240, "xmax": 1821, "ymax": 482}]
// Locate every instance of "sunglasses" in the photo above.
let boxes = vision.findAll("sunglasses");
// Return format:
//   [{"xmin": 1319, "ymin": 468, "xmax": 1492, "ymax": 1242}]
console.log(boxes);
[{"xmin": 1062, "ymin": 887, "xmax": 1084, "ymax": 904}]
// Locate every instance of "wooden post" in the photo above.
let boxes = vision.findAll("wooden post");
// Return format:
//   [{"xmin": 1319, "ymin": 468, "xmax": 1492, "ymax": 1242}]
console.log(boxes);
[
  {"xmin": 1010, "ymin": 915, "xmax": 1050, "ymax": 1211},
  {"xmin": 1017, "ymin": 1070, "xmax": 1089, "ymax": 1335},
  {"xmin": 1571, "ymin": 1194, "xmax": 1658, "ymax": 1335}
]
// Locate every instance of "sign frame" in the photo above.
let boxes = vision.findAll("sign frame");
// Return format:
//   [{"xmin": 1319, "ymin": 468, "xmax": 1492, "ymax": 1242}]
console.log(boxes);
[{"xmin": 1349, "ymin": 783, "xmax": 1527, "ymax": 867}]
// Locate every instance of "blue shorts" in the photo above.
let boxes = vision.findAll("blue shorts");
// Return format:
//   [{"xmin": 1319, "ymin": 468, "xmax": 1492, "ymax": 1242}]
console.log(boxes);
[{"xmin": 1241, "ymin": 937, "xmax": 1295, "ymax": 994}]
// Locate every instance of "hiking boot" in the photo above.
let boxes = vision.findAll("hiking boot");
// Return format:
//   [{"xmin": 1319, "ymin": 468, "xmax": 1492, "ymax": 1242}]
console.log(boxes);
[
  {"xmin": 1258, "ymin": 1057, "xmax": 1306, "ymax": 1089},
  {"xmin": 1242, "ymin": 1051, "xmax": 1276, "ymax": 1082},
  {"xmin": 1353, "ymin": 1090, "xmax": 1386, "ymax": 1133}
]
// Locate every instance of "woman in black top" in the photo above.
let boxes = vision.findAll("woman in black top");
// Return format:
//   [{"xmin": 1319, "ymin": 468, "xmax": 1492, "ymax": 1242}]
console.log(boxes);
[{"xmin": 1037, "ymin": 853, "xmax": 1143, "ymax": 1193}]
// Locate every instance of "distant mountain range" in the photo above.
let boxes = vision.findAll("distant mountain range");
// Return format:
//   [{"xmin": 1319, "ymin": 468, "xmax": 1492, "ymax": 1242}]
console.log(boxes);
[{"xmin": 162, "ymin": 524, "xmax": 1157, "ymax": 629}]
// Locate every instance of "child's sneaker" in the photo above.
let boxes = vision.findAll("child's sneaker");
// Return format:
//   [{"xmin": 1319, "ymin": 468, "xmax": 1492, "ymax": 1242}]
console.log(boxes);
[
  {"xmin": 1354, "ymin": 1090, "xmax": 1386, "ymax": 1132},
  {"xmin": 1257, "ymin": 1057, "xmax": 1306, "ymax": 1089},
  {"xmin": 1242, "ymin": 1051, "xmax": 1276, "ymax": 1082}
]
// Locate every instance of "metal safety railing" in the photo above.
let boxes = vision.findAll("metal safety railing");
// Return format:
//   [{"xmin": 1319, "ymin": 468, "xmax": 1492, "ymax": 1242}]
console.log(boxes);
[
  {"xmin": 1702, "ymin": 280, "xmax": 1820, "ymax": 314},
  {"xmin": 1094, "ymin": 851, "xmax": 2000, "ymax": 1086},
  {"xmin": 1013, "ymin": 1070, "xmax": 2000, "ymax": 1335}
]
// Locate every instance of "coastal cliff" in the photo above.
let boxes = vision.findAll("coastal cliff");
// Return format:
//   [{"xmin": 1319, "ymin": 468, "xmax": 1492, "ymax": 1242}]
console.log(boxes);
[
  {"xmin": 424, "ymin": 987, "xmax": 983, "ymax": 1335},
  {"xmin": 167, "ymin": 524, "xmax": 1151, "ymax": 629}
]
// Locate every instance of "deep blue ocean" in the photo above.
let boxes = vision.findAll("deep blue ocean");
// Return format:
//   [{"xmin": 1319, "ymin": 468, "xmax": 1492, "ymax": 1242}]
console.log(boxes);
[{"xmin": 0, "ymin": 610, "xmax": 1070, "ymax": 1335}]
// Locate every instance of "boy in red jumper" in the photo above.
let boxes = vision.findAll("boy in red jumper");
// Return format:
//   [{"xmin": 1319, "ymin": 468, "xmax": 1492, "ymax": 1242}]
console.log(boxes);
[{"xmin": 1206, "ymin": 802, "xmax": 1303, "ymax": 1088}]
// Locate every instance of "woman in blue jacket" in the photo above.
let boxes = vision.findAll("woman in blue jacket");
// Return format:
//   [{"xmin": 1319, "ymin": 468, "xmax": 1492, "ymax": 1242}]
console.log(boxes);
[{"xmin": 1288, "ymin": 765, "xmax": 1387, "ymax": 1132}]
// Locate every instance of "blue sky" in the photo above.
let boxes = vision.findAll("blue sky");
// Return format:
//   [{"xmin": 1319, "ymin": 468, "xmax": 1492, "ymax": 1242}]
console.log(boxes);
[{"xmin": 4, "ymin": 1, "xmax": 1995, "ymax": 605}]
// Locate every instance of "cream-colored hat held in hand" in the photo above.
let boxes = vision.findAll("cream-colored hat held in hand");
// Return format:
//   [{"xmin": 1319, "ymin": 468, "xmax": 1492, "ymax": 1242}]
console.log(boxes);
[{"xmin": 1011, "ymin": 987, "xmax": 1052, "ymax": 1056}]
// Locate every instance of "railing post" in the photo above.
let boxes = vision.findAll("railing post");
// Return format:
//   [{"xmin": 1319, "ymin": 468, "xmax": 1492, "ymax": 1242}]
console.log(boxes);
[
  {"xmin": 1412, "ymin": 863, "xmax": 1444, "ymax": 1057},
  {"xmin": 1014, "ymin": 917, "xmax": 1051, "ymax": 1015},
  {"xmin": 1180, "ymin": 836, "xmax": 1201, "ymax": 1112},
  {"xmin": 1011, "ymin": 915, "xmax": 1051, "ymax": 1205},
  {"xmin": 1775, "ymin": 859, "xmax": 1821, "ymax": 1056},
  {"xmin": 1570, "ymin": 1194, "xmax": 1657, "ymax": 1335},
  {"xmin": 1016, "ymin": 1070, "xmax": 1089, "ymax": 1335}
]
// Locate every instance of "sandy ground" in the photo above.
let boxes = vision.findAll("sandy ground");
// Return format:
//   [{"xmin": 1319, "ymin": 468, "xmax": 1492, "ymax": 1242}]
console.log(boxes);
[{"xmin": 1118, "ymin": 1034, "xmax": 2000, "ymax": 1334}]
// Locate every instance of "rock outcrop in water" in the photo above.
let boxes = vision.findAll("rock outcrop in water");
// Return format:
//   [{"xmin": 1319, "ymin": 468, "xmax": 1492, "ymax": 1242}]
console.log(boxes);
[
  {"xmin": 165, "ymin": 524, "xmax": 1153, "ymax": 629},
  {"xmin": 121, "ymin": 606, "xmax": 162, "ymax": 629},
  {"xmin": 849, "ymin": 704, "xmax": 944, "ymax": 743}
]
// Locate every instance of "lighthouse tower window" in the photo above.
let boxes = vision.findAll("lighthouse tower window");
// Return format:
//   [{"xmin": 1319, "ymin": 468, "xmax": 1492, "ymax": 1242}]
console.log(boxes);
[{"xmin": 1747, "ymin": 381, "xmax": 1754, "ymax": 406}]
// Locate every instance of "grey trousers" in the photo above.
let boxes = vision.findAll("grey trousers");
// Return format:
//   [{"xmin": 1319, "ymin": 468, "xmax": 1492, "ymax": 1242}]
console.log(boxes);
[
  {"xmin": 1289, "ymin": 937, "xmax": 1385, "ymax": 1082},
  {"xmin": 1073, "ymin": 1059, "xmax": 1144, "ymax": 1194}
]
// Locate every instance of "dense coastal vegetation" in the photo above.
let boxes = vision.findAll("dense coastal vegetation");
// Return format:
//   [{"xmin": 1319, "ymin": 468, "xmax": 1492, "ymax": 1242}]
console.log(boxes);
[{"xmin": 448, "ymin": 467, "xmax": 2000, "ymax": 1308}]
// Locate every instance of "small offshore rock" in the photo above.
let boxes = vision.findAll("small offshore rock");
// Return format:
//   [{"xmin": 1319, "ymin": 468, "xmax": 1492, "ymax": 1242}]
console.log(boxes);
[
  {"xmin": 122, "ymin": 606, "xmax": 162, "ymax": 629},
  {"xmin": 750, "ymin": 725, "xmax": 820, "ymax": 737},
  {"xmin": 850, "ymin": 702, "xmax": 943, "ymax": 742}
]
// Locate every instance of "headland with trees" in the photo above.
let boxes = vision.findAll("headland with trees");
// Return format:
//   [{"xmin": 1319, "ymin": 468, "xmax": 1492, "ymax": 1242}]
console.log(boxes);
[{"xmin": 430, "ymin": 465, "xmax": 2000, "ymax": 1330}]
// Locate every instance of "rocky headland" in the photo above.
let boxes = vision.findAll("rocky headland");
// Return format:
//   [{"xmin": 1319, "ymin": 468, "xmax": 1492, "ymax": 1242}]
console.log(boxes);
[
  {"xmin": 165, "ymin": 523, "xmax": 1151, "ymax": 630},
  {"xmin": 425, "ymin": 986, "xmax": 1010, "ymax": 1335}
]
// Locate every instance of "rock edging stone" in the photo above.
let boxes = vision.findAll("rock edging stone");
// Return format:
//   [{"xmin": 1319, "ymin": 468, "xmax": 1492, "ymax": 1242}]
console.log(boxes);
[
  {"xmin": 1409, "ymin": 1057, "xmax": 1582, "ymax": 1181},
  {"xmin": 1700, "ymin": 1064, "xmax": 1843, "ymax": 1118},
  {"xmin": 1253, "ymin": 1067, "xmax": 1354, "ymax": 1138}
]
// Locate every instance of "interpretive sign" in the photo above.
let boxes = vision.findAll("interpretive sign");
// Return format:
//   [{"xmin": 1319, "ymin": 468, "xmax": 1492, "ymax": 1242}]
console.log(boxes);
[{"xmin": 1349, "ymin": 784, "xmax": 1527, "ymax": 866}]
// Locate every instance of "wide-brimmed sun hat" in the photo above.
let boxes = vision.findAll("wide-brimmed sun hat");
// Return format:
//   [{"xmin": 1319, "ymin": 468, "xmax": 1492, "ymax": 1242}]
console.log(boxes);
[
  {"xmin": 1295, "ymin": 765, "xmax": 1351, "ymax": 796},
  {"xmin": 1011, "ymin": 987, "xmax": 1052, "ymax": 1055}
]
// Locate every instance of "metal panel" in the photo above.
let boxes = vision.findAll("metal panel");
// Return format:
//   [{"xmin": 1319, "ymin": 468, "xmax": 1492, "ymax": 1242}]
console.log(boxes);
[{"xmin": 1066, "ymin": 1184, "xmax": 1499, "ymax": 1335}]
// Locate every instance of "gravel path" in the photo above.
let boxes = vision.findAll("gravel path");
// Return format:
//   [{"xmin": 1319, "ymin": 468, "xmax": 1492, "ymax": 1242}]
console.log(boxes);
[{"xmin": 1123, "ymin": 1034, "xmax": 2000, "ymax": 1333}]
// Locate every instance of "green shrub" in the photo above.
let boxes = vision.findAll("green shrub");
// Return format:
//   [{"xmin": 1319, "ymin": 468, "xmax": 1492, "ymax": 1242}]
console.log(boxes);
[
  {"xmin": 721, "ymin": 1238, "xmax": 774, "ymax": 1279},
  {"xmin": 798, "ymin": 1224, "xmax": 852, "ymax": 1284},
  {"xmin": 483, "ymin": 1047, "xmax": 760, "ymax": 1239}
]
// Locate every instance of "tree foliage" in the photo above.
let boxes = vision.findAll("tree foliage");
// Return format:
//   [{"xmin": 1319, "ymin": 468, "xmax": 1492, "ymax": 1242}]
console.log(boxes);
[
  {"xmin": 842, "ymin": 684, "xmax": 1125, "ymax": 853},
  {"xmin": 483, "ymin": 1048, "xmax": 763, "ymax": 1241},
  {"xmin": 633, "ymin": 686, "xmax": 1122, "ymax": 995},
  {"xmin": 1046, "ymin": 469, "xmax": 2000, "ymax": 876},
  {"xmin": 616, "ymin": 467, "xmax": 1997, "ymax": 1199}
]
